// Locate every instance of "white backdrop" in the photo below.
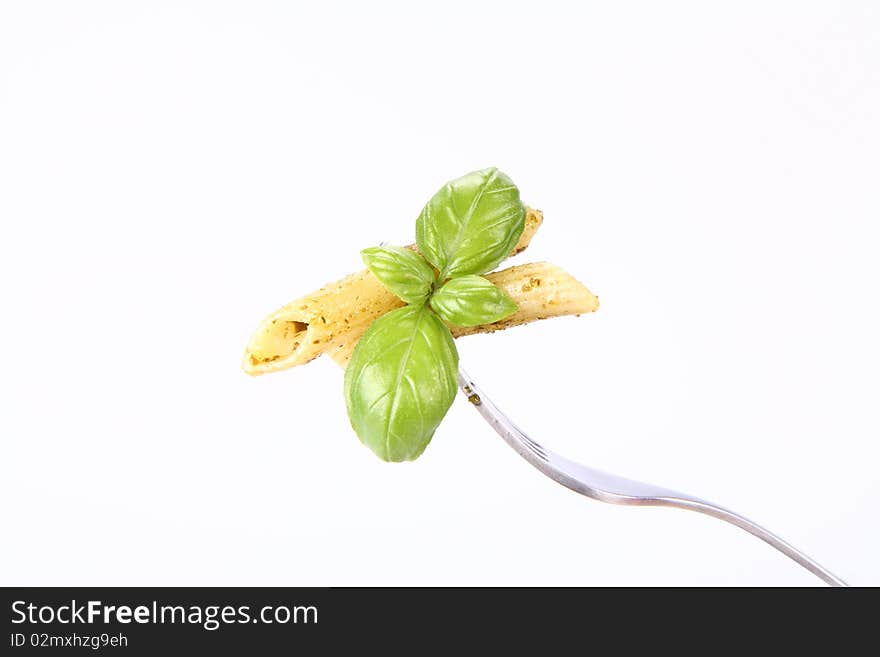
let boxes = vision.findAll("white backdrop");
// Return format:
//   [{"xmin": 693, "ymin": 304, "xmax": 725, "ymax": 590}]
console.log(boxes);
[{"xmin": 1, "ymin": 1, "xmax": 878, "ymax": 586}]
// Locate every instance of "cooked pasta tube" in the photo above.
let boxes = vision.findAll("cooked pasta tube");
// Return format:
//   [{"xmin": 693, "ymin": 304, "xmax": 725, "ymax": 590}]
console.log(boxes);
[
  {"xmin": 242, "ymin": 207, "xmax": 544, "ymax": 375},
  {"xmin": 329, "ymin": 262, "xmax": 599, "ymax": 367}
]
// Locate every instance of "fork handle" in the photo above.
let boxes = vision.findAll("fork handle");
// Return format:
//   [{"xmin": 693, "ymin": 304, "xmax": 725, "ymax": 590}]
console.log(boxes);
[
  {"xmin": 653, "ymin": 496, "xmax": 848, "ymax": 586},
  {"xmin": 458, "ymin": 368, "xmax": 848, "ymax": 587}
]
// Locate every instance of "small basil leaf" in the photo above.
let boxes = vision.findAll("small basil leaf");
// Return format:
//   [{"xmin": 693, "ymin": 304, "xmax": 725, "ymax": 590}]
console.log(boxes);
[
  {"xmin": 415, "ymin": 167, "xmax": 526, "ymax": 279},
  {"xmin": 344, "ymin": 304, "xmax": 459, "ymax": 462},
  {"xmin": 430, "ymin": 275, "xmax": 518, "ymax": 327},
  {"xmin": 361, "ymin": 246, "xmax": 435, "ymax": 305}
]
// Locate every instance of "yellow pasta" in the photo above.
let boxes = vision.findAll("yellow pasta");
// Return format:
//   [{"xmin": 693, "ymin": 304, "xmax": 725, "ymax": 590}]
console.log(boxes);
[
  {"xmin": 242, "ymin": 207, "xmax": 544, "ymax": 375},
  {"xmin": 329, "ymin": 261, "xmax": 599, "ymax": 367}
]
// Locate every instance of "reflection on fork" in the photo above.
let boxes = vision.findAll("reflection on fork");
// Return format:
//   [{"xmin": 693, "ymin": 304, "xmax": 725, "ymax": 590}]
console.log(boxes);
[{"xmin": 457, "ymin": 367, "xmax": 848, "ymax": 587}]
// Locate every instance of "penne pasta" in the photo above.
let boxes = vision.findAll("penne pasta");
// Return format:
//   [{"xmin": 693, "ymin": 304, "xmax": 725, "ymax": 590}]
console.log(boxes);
[
  {"xmin": 329, "ymin": 262, "xmax": 599, "ymax": 367},
  {"xmin": 242, "ymin": 207, "xmax": 545, "ymax": 375}
]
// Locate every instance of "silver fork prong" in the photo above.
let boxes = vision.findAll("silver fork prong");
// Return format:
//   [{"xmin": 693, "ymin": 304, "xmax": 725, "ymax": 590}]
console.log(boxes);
[
  {"xmin": 457, "ymin": 367, "xmax": 848, "ymax": 587},
  {"xmin": 517, "ymin": 431, "xmax": 549, "ymax": 461}
]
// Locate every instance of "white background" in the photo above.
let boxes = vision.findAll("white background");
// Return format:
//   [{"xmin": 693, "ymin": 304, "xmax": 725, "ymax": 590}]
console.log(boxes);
[{"xmin": 1, "ymin": 1, "xmax": 878, "ymax": 586}]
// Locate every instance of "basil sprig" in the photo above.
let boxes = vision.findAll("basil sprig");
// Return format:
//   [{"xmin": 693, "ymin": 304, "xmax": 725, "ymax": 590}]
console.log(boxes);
[
  {"xmin": 361, "ymin": 245, "xmax": 435, "ymax": 305},
  {"xmin": 416, "ymin": 168, "xmax": 526, "ymax": 280},
  {"xmin": 430, "ymin": 275, "xmax": 518, "ymax": 327},
  {"xmin": 344, "ymin": 305, "xmax": 458, "ymax": 461},
  {"xmin": 345, "ymin": 167, "xmax": 524, "ymax": 461}
]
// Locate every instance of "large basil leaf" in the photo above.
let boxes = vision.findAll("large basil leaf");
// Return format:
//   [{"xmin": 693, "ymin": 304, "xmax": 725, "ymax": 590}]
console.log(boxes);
[
  {"xmin": 344, "ymin": 305, "xmax": 459, "ymax": 462},
  {"xmin": 361, "ymin": 245, "xmax": 436, "ymax": 305},
  {"xmin": 415, "ymin": 167, "xmax": 526, "ymax": 279},
  {"xmin": 429, "ymin": 275, "xmax": 518, "ymax": 327}
]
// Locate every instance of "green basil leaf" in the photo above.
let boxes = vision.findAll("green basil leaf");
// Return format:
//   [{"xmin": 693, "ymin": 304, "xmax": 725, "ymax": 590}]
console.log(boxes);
[
  {"xmin": 415, "ymin": 167, "xmax": 526, "ymax": 279},
  {"xmin": 344, "ymin": 304, "xmax": 459, "ymax": 462},
  {"xmin": 430, "ymin": 275, "xmax": 518, "ymax": 327},
  {"xmin": 361, "ymin": 245, "xmax": 435, "ymax": 305}
]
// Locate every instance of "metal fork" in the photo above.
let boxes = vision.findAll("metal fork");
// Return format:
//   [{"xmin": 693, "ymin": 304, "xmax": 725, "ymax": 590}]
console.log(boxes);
[{"xmin": 458, "ymin": 367, "xmax": 848, "ymax": 587}]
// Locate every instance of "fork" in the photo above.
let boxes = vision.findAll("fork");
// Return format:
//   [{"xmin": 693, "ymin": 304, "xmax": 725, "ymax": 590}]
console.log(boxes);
[{"xmin": 457, "ymin": 367, "xmax": 848, "ymax": 587}]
